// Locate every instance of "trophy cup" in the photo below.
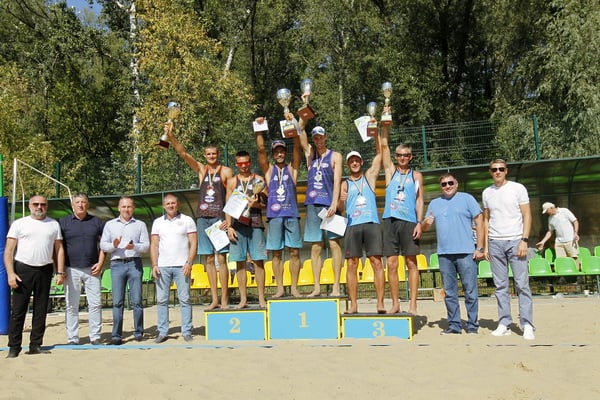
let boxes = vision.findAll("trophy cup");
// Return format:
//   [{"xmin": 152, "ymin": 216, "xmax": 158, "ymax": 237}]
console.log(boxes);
[
  {"xmin": 366, "ymin": 101, "xmax": 378, "ymax": 137},
  {"xmin": 239, "ymin": 179, "xmax": 266, "ymax": 225},
  {"xmin": 297, "ymin": 78, "xmax": 315, "ymax": 121},
  {"xmin": 381, "ymin": 82, "xmax": 393, "ymax": 125},
  {"xmin": 156, "ymin": 101, "xmax": 181, "ymax": 149},
  {"xmin": 277, "ymin": 88, "xmax": 298, "ymax": 138}
]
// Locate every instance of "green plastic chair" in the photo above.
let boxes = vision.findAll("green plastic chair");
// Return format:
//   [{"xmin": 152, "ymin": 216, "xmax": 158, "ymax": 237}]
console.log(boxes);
[
  {"xmin": 478, "ymin": 260, "xmax": 493, "ymax": 278},
  {"xmin": 544, "ymin": 248, "xmax": 556, "ymax": 264},
  {"xmin": 554, "ymin": 257, "xmax": 582, "ymax": 276},
  {"xmin": 594, "ymin": 245, "xmax": 600, "ymax": 257},
  {"xmin": 581, "ymin": 256, "xmax": 600, "ymax": 294},
  {"xmin": 100, "ymin": 270, "xmax": 112, "ymax": 306},
  {"xmin": 142, "ymin": 266, "xmax": 154, "ymax": 305},
  {"xmin": 429, "ymin": 253, "xmax": 440, "ymax": 271},
  {"xmin": 578, "ymin": 246, "xmax": 592, "ymax": 261},
  {"xmin": 528, "ymin": 258, "xmax": 555, "ymax": 277}
]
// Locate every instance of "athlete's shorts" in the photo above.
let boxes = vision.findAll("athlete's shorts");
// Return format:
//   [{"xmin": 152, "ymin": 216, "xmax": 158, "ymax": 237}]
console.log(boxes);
[
  {"xmin": 266, "ymin": 217, "xmax": 303, "ymax": 251},
  {"xmin": 344, "ymin": 223, "xmax": 383, "ymax": 258},
  {"xmin": 197, "ymin": 217, "xmax": 229, "ymax": 255},
  {"xmin": 303, "ymin": 204, "xmax": 342, "ymax": 243},
  {"xmin": 382, "ymin": 218, "xmax": 420, "ymax": 256},
  {"xmin": 228, "ymin": 225, "xmax": 268, "ymax": 262}
]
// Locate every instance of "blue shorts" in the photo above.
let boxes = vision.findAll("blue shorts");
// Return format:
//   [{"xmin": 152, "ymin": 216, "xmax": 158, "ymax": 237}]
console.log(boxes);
[
  {"xmin": 197, "ymin": 217, "xmax": 229, "ymax": 255},
  {"xmin": 303, "ymin": 204, "xmax": 341, "ymax": 243},
  {"xmin": 266, "ymin": 217, "xmax": 303, "ymax": 251},
  {"xmin": 228, "ymin": 225, "xmax": 268, "ymax": 262}
]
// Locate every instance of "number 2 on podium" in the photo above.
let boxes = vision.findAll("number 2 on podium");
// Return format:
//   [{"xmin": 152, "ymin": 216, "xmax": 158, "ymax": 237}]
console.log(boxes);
[
  {"xmin": 298, "ymin": 312, "xmax": 309, "ymax": 328},
  {"xmin": 229, "ymin": 317, "xmax": 241, "ymax": 334}
]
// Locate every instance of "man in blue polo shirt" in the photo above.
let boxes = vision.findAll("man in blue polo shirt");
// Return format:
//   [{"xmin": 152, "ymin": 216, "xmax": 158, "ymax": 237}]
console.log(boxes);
[{"xmin": 59, "ymin": 193, "xmax": 105, "ymax": 345}]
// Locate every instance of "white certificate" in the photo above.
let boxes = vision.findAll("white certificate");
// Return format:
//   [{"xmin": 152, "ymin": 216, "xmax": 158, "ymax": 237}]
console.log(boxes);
[
  {"xmin": 223, "ymin": 191, "xmax": 248, "ymax": 219},
  {"xmin": 354, "ymin": 115, "xmax": 373, "ymax": 143},
  {"xmin": 317, "ymin": 208, "xmax": 348, "ymax": 237},
  {"xmin": 253, "ymin": 119, "xmax": 268, "ymax": 132},
  {"xmin": 204, "ymin": 220, "xmax": 230, "ymax": 251}
]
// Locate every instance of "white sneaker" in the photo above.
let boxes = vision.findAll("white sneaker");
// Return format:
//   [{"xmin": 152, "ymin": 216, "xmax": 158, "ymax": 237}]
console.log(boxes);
[
  {"xmin": 491, "ymin": 324, "xmax": 511, "ymax": 337},
  {"xmin": 523, "ymin": 325, "xmax": 535, "ymax": 340}
]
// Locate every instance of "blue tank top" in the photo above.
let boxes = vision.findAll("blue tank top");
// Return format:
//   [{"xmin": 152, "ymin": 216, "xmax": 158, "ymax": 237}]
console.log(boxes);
[
  {"xmin": 305, "ymin": 150, "xmax": 334, "ymax": 207},
  {"xmin": 267, "ymin": 165, "xmax": 299, "ymax": 219},
  {"xmin": 382, "ymin": 169, "xmax": 418, "ymax": 223},
  {"xmin": 345, "ymin": 175, "xmax": 380, "ymax": 226}
]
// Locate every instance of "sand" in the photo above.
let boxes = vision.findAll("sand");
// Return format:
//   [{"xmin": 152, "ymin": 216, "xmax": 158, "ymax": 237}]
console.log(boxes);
[{"xmin": 1, "ymin": 295, "xmax": 599, "ymax": 399}]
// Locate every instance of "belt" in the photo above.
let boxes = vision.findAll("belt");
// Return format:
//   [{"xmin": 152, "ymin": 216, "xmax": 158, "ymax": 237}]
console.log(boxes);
[{"xmin": 112, "ymin": 257, "xmax": 140, "ymax": 263}]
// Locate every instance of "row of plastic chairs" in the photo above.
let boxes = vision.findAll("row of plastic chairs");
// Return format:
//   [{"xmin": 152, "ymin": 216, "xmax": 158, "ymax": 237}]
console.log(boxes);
[
  {"xmin": 477, "ymin": 256, "xmax": 600, "ymax": 277},
  {"xmin": 541, "ymin": 245, "xmax": 600, "ymax": 264}
]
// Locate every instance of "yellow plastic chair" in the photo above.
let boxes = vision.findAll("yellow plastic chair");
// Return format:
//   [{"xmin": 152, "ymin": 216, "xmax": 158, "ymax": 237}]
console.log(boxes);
[
  {"xmin": 263, "ymin": 261, "xmax": 276, "ymax": 287},
  {"xmin": 340, "ymin": 260, "xmax": 348, "ymax": 284},
  {"xmin": 282, "ymin": 260, "xmax": 292, "ymax": 286},
  {"xmin": 320, "ymin": 258, "xmax": 335, "ymax": 285},
  {"xmin": 190, "ymin": 264, "xmax": 209, "ymax": 289},
  {"xmin": 361, "ymin": 258, "xmax": 375, "ymax": 283},
  {"xmin": 416, "ymin": 253, "xmax": 428, "ymax": 270},
  {"xmin": 298, "ymin": 260, "xmax": 315, "ymax": 286},
  {"xmin": 384, "ymin": 256, "xmax": 406, "ymax": 282}
]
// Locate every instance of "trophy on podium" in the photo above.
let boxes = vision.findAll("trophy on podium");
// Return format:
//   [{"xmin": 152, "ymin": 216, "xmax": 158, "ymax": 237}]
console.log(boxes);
[
  {"xmin": 366, "ymin": 102, "xmax": 378, "ymax": 137},
  {"xmin": 156, "ymin": 101, "xmax": 181, "ymax": 149},
  {"xmin": 277, "ymin": 88, "xmax": 298, "ymax": 138},
  {"xmin": 297, "ymin": 78, "xmax": 315, "ymax": 121},
  {"xmin": 239, "ymin": 179, "xmax": 266, "ymax": 225},
  {"xmin": 381, "ymin": 82, "xmax": 393, "ymax": 125}
]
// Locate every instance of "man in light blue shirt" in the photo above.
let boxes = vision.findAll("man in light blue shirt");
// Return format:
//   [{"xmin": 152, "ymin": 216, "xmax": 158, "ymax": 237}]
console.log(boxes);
[
  {"xmin": 422, "ymin": 173, "xmax": 484, "ymax": 334},
  {"xmin": 100, "ymin": 196, "xmax": 149, "ymax": 345}
]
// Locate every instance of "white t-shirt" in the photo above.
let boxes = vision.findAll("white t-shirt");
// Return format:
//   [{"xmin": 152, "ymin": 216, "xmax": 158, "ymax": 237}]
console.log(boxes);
[
  {"xmin": 7, "ymin": 216, "xmax": 62, "ymax": 266},
  {"xmin": 482, "ymin": 180, "xmax": 529, "ymax": 240},
  {"xmin": 151, "ymin": 213, "xmax": 197, "ymax": 267},
  {"xmin": 548, "ymin": 207, "xmax": 577, "ymax": 242}
]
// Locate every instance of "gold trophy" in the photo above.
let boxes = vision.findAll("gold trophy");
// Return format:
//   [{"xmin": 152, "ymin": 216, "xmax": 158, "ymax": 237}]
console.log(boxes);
[
  {"xmin": 297, "ymin": 78, "xmax": 315, "ymax": 121},
  {"xmin": 381, "ymin": 82, "xmax": 393, "ymax": 125},
  {"xmin": 277, "ymin": 88, "xmax": 298, "ymax": 138},
  {"xmin": 366, "ymin": 101, "xmax": 378, "ymax": 137},
  {"xmin": 156, "ymin": 101, "xmax": 181, "ymax": 149},
  {"xmin": 239, "ymin": 179, "xmax": 266, "ymax": 225}
]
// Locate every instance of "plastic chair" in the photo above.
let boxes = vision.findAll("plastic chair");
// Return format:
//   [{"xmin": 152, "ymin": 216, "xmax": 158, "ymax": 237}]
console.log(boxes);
[
  {"xmin": 581, "ymin": 256, "xmax": 600, "ymax": 293},
  {"xmin": 383, "ymin": 256, "xmax": 406, "ymax": 282},
  {"xmin": 142, "ymin": 266, "xmax": 154, "ymax": 305},
  {"xmin": 528, "ymin": 258, "xmax": 555, "ymax": 277},
  {"xmin": 478, "ymin": 260, "xmax": 493, "ymax": 278},
  {"xmin": 298, "ymin": 260, "xmax": 315, "ymax": 286},
  {"xmin": 429, "ymin": 253, "xmax": 440, "ymax": 271},
  {"xmin": 282, "ymin": 260, "xmax": 293, "ymax": 286},
  {"xmin": 554, "ymin": 257, "xmax": 582, "ymax": 276},
  {"xmin": 100, "ymin": 269, "xmax": 112, "ymax": 306},
  {"xmin": 594, "ymin": 245, "xmax": 600, "ymax": 257},
  {"xmin": 416, "ymin": 254, "xmax": 428, "ymax": 270},
  {"xmin": 578, "ymin": 246, "xmax": 592, "ymax": 261},
  {"xmin": 544, "ymin": 247, "xmax": 556, "ymax": 264},
  {"xmin": 263, "ymin": 261, "xmax": 276, "ymax": 287},
  {"xmin": 320, "ymin": 258, "xmax": 335, "ymax": 285},
  {"xmin": 339, "ymin": 260, "xmax": 348, "ymax": 284},
  {"xmin": 361, "ymin": 258, "xmax": 375, "ymax": 283}
]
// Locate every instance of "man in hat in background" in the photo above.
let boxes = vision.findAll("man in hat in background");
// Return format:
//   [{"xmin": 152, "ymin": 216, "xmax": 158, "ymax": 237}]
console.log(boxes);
[{"xmin": 536, "ymin": 202, "xmax": 579, "ymax": 259}]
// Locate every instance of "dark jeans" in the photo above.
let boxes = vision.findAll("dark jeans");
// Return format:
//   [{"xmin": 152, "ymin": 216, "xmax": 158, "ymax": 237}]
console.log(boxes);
[{"xmin": 8, "ymin": 261, "xmax": 54, "ymax": 351}]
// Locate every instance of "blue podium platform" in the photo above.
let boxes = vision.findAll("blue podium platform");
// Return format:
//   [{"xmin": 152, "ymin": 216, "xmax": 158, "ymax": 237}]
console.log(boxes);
[
  {"xmin": 267, "ymin": 298, "xmax": 341, "ymax": 340},
  {"xmin": 341, "ymin": 313, "xmax": 413, "ymax": 340},
  {"xmin": 204, "ymin": 308, "xmax": 267, "ymax": 340}
]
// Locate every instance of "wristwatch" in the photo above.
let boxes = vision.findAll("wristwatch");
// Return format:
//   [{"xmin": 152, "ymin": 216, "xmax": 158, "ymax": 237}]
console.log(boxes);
[
  {"xmin": 477, "ymin": 248, "xmax": 485, "ymax": 252},
  {"xmin": 521, "ymin": 238, "xmax": 529, "ymax": 243}
]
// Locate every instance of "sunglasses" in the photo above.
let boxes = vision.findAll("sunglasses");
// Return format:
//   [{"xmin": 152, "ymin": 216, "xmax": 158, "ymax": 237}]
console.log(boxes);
[
  {"xmin": 490, "ymin": 167, "xmax": 506, "ymax": 172},
  {"xmin": 440, "ymin": 181, "xmax": 455, "ymax": 187},
  {"xmin": 395, "ymin": 153, "xmax": 412, "ymax": 158},
  {"xmin": 236, "ymin": 161, "xmax": 251, "ymax": 167},
  {"xmin": 31, "ymin": 202, "xmax": 48, "ymax": 207}
]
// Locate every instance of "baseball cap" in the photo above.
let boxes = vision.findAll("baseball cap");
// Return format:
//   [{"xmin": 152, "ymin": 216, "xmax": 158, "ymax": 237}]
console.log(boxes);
[
  {"xmin": 311, "ymin": 126, "xmax": 326, "ymax": 136},
  {"xmin": 346, "ymin": 151, "xmax": 362, "ymax": 162},
  {"xmin": 542, "ymin": 202, "xmax": 555, "ymax": 214},
  {"xmin": 271, "ymin": 140, "xmax": 286, "ymax": 150}
]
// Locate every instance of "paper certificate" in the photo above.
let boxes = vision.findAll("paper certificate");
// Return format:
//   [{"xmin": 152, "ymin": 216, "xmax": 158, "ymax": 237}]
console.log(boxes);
[
  {"xmin": 354, "ymin": 115, "xmax": 373, "ymax": 143},
  {"xmin": 204, "ymin": 220, "xmax": 230, "ymax": 251},
  {"xmin": 317, "ymin": 208, "xmax": 348, "ymax": 237},
  {"xmin": 253, "ymin": 119, "xmax": 268, "ymax": 132},
  {"xmin": 223, "ymin": 191, "xmax": 248, "ymax": 219}
]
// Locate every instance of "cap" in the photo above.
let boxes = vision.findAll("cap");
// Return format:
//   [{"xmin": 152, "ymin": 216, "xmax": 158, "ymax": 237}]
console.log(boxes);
[
  {"xmin": 271, "ymin": 140, "xmax": 286, "ymax": 150},
  {"xmin": 311, "ymin": 126, "xmax": 326, "ymax": 136},
  {"xmin": 542, "ymin": 202, "xmax": 555, "ymax": 214},
  {"xmin": 346, "ymin": 151, "xmax": 362, "ymax": 162}
]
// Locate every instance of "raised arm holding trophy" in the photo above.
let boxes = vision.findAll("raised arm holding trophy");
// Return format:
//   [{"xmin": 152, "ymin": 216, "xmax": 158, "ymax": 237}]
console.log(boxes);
[
  {"xmin": 277, "ymin": 88, "xmax": 298, "ymax": 138},
  {"xmin": 156, "ymin": 101, "xmax": 181, "ymax": 149},
  {"xmin": 297, "ymin": 78, "xmax": 315, "ymax": 121}
]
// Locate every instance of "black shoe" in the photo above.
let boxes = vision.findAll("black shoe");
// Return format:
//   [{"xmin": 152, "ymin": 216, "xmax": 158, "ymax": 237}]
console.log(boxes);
[
  {"xmin": 134, "ymin": 335, "xmax": 144, "ymax": 342},
  {"xmin": 440, "ymin": 328, "xmax": 461, "ymax": 335},
  {"xmin": 26, "ymin": 345, "xmax": 50, "ymax": 355},
  {"xmin": 110, "ymin": 338, "xmax": 123, "ymax": 346},
  {"xmin": 154, "ymin": 335, "xmax": 167, "ymax": 344},
  {"xmin": 6, "ymin": 349, "xmax": 20, "ymax": 359},
  {"xmin": 466, "ymin": 329, "xmax": 478, "ymax": 335}
]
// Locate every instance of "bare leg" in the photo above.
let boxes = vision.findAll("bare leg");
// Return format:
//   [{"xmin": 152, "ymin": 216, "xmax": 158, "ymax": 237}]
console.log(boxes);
[
  {"xmin": 288, "ymin": 248, "xmax": 302, "ymax": 297},
  {"xmin": 387, "ymin": 255, "xmax": 401, "ymax": 314},
  {"xmin": 406, "ymin": 255, "xmax": 419, "ymax": 315},
  {"xmin": 329, "ymin": 238, "xmax": 343, "ymax": 296},
  {"xmin": 345, "ymin": 257, "xmax": 359, "ymax": 314},
  {"xmin": 218, "ymin": 254, "xmax": 230, "ymax": 310},
  {"xmin": 205, "ymin": 254, "xmax": 219, "ymax": 310},
  {"xmin": 235, "ymin": 261, "xmax": 248, "ymax": 309},
  {"xmin": 307, "ymin": 242, "xmax": 323, "ymax": 297},
  {"xmin": 253, "ymin": 260, "xmax": 266, "ymax": 308},
  {"xmin": 271, "ymin": 250, "xmax": 284, "ymax": 298},
  {"xmin": 370, "ymin": 255, "xmax": 386, "ymax": 313}
]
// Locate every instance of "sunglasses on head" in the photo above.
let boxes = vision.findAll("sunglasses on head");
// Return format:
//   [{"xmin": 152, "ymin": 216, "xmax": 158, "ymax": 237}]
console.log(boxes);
[
  {"xmin": 440, "ymin": 181, "xmax": 455, "ymax": 187},
  {"xmin": 490, "ymin": 167, "xmax": 506, "ymax": 172}
]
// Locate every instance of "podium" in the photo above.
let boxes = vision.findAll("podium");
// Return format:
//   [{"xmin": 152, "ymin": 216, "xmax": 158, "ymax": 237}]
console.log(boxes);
[
  {"xmin": 204, "ymin": 308, "xmax": 267, "ymax": 340},
  {"xmin": 341, "ymin": 313, "xmax": 413, "ymax": 340},
  {"xmin": 268, "ymin": 298, "xmax": 340, "ymax": 339}
]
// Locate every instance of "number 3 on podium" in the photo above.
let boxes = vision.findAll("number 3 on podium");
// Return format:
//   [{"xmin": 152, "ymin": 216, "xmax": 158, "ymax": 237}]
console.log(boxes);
[{"xmin": 372, "ymin": 321, "xmax": 385, "ymax": 337}]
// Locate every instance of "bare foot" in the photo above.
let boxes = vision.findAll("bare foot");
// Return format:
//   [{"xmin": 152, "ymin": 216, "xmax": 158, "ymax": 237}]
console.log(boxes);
[
  {"xmin": 206, "ymin": 302, "xmax": 219, "ymax": 311},
  {"xmin": 235, "ymin": 302, "xmax": 248, "ymax": 310},
  {"xmin": 258, "ymin": 299, "xmax": 267, "ymax": 309},
  {"xmin": 272, "ymin": 289, "xmax": 285, "ymax": 298},
  {"xmin": 329, "ymin": 291, "xmax": 341, "ymax": 297},
  {"xmin": 221, "ymin": 304, "xmax": 230, "ymax": 310},
  {"xmin": 387, "ymin": 306, "xmax": 400, "ymax": 314},
  {"xmin": 290, "ymin": 289, "xmax": 303, "ymax": 298},
  {"xmin": 408, "ymin": 309, "xmax": 417, "ymax": 316},
  {"xmin": 344, "ymin": 306, "xmax": 358, "ymax": 314},
  {"xmin": 306, "ymin": 290, "xmax": 321, "ymax": 297}
]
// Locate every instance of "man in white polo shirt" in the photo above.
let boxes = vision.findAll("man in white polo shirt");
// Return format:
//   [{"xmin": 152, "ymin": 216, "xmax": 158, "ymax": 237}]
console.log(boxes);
[
  {"xmin": 536, "ymin": 202, "xmax": 579, "ymax": 259},
  {"xmin": 150, "ymin": 193, "xmax": 197, "ymax": 343}
]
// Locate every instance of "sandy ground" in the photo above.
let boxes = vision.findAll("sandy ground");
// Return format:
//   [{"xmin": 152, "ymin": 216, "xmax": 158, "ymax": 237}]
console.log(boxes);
[{"xmin": 1, "ymin": 295, "xmax": 600, "ymax": 400}]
